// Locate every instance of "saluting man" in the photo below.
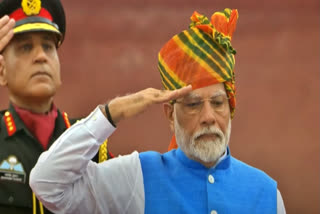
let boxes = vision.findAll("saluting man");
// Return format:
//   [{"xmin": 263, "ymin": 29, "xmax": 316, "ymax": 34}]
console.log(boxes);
[{"xmin": 0, "ymin": 0, "xmax": 111, "ymax": 213}]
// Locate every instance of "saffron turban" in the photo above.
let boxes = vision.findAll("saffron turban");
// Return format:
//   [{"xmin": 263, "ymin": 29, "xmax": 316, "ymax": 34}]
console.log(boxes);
[
  {"xmin": 158, "ymin": 9, "xmax": 239, "ymax": 151},
  {"xmin": 158, "ymin": 8, "xmax": 239, "ymax": 118}
]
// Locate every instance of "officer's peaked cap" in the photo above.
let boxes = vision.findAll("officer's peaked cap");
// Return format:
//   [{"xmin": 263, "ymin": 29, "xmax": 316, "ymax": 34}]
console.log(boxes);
[{"xmin": 0, "ymin": 0, "xmax": 66, "ymax": 46}]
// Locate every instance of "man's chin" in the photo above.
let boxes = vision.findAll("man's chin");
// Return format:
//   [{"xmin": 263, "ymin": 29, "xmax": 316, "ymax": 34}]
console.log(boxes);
[
  {"xmin": 193, "ymin": 152, "xmax": 220, "ymax": 164},
  {"xmin": 27, "ymin": 87, "xmax": 56, "ymax": 100},
  {"xmin": 191, "ymin": 141, "xmax": 226, "ymax": 162}
]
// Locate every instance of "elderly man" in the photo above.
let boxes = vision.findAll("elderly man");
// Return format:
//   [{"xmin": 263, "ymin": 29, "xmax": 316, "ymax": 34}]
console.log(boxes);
[
  {"xmin": 30, "ymin": 9, "xmax": 286, "ymax": 214},
  {"xmin": 0, "ymin": 0, "xmax": 111, "ymax": 213}
]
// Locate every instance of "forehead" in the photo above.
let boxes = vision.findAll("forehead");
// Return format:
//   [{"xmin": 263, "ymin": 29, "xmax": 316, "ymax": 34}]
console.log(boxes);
[
  {"xmin": 185, "ymin": 83, "xmax": 226, "ymax": 98},
  {"xmin": 11, "ymin": 31, "xmax": 58, "ymax": 43}
]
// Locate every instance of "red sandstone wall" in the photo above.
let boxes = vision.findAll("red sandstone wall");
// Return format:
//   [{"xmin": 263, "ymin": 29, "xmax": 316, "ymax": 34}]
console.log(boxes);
[{"xmin": 1, "ymin": 0, "xmax": 319, "ymax": 213}]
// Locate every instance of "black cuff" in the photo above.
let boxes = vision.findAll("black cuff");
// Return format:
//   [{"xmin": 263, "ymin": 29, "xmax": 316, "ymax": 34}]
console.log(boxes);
[{"xmin": 104, "ymin": 104, "xmax": 116, "ymax": 127}]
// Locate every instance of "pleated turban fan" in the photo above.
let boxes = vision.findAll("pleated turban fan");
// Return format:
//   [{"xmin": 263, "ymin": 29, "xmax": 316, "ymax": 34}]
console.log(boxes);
[{"xmin": 157, "ymin": 9, "xmax": 239, "ymax": 150}]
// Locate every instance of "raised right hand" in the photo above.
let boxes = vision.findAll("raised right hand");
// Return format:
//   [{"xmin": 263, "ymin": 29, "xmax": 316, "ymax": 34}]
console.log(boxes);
[
  {"xmin": 0, "ymin": 15, "xmax": 15, "ymax": 53},
  {"xmin": 107, "ymin": 85, "xmax": 192, "ymax": 125}
]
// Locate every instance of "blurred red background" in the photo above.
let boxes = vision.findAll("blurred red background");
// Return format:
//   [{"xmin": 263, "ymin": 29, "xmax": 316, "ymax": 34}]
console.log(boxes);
[{"xmin": 1, "ymin": 0, "xmax": 319, "ymax": 213}]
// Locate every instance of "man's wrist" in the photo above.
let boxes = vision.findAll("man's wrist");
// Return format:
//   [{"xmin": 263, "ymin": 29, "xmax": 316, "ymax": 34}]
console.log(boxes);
[
  {"xmin": 99, "ymin": 104, "xmax": 117, "ymax": 127},
  {"xmin": 104, "ymin": 104, "xmax": 116, "ymax": 127}
]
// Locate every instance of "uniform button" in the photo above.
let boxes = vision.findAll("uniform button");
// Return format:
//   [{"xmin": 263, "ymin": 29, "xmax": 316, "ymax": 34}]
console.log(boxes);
[
  {"xmin": 8, "ymin": 196, "xmax": 14, "ymax": 203},
  {"xmin": 208, "ymin": 175, "xmax": 215, "ymax": 184},
  {"xmin": 211, "ymin": 210, "xmax": 217, "ymax": 214}
]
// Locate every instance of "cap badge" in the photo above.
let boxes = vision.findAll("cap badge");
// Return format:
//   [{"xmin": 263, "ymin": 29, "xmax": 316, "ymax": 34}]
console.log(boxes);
[{"xmin": 21, "ymin": 0, "xmax": 42, "ymax": 16}]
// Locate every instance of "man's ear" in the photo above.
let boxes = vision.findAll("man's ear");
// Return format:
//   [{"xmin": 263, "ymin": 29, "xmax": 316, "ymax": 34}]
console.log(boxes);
[
  {"xmin": 0, "ymin": 56, "xmax": 7, "ymax": 86},
  {"xmin": 163, "ymin": 102, "xmax": 174, "ymax": 132}
]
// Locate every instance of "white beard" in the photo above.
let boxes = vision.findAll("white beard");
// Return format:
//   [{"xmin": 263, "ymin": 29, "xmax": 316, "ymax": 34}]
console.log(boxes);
[{"xmin": 174, "ymin": 113, "xmax": 231, "ymax": 164}]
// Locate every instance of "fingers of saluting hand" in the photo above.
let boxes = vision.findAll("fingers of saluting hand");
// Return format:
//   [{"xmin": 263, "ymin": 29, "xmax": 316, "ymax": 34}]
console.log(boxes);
[
  {"xmin": 0, "ymin": 16, "xmax": 15, "ymax": 52},
  {"xmin": 166, "ymin": 85, "xmax": 192, "ymax": 102},
  {"xmin": 108, "ymin": 85, "xmax": 192, "ymax": 124},
  {"xmin": 149, "ymin": 85, "xmax": 192, "ymax": 104}
]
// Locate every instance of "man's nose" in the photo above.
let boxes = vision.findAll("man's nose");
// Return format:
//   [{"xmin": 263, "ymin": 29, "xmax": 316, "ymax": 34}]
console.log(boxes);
[
  {"xmin": 33, "ymin": 46, "xmax": 48, "ymax": 63},
  {"xmin": 199, "ymin": 101, "xmax": 216, "ymax": 125}
]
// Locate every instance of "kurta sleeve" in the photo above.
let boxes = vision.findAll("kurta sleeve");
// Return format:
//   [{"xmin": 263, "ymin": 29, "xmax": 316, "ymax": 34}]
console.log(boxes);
[{"xmin": 29, "ymin": 107, "xmax": 145, "ymax": 214}]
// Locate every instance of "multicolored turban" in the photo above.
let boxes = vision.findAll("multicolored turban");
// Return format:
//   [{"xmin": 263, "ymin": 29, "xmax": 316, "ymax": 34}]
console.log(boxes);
[
  {"xmin": 158, "ymin": 9, "xmax": 239, "ymax": 151},
  {"xmin": 158, "ymin": 8, "xmax": 238, "ymax": 118}
]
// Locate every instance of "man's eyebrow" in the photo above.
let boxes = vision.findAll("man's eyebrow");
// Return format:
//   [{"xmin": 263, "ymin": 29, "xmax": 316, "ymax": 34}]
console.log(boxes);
[
  {"xmin": 211, "ymin": 90, "xmax": 227, "ymax": 97},
  {"xmin": 186, "ymin": 90, "xmax": 227, "ymax": 99},
  {"xmin": 42, "ymin": 33, "xmax": 56, "ymax": 42},
  {"xmin": 184, "ymin": 93, "xmax": 201, "ymax": 99},
  {"xmin": 13, "ymin": 34, "xmax": 32, "ymax": 42}
]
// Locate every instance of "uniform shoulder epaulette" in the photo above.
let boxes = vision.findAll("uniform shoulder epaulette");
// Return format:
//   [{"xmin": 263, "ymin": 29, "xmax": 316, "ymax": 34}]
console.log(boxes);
[
  {"xmin": 2, "ymin": 111, "xmax": 16, "ymax": 136},
  {"xmin": 62, "ymin": 111, "xmax": 71, "ymax": 128}
]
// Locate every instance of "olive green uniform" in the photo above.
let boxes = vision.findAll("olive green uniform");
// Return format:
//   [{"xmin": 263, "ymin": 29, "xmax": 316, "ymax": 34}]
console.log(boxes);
[{"xmin": 0, "ymin": 104, "xmax": 110, "ymax": 214}]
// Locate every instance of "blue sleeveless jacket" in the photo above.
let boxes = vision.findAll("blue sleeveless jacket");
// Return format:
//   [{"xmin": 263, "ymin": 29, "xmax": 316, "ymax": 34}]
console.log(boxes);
[{"xmin": 139, "ymin": 148, "xmax": 277, "ymax": 214}]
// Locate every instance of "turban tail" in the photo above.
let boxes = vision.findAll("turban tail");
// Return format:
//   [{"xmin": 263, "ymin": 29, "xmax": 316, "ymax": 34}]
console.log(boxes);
[{"xmin": 158, "ymin": 9, "xmax": 239, "ymax": 151}]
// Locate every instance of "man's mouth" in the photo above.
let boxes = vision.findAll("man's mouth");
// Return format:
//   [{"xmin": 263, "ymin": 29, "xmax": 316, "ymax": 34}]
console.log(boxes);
[
  {"xmin": 195, "ymin": 133, "xmax": 221, "ymax": 141},
  {"xmin": 31, "ymin": 71, "xmax": 51, "ymax": 78}
]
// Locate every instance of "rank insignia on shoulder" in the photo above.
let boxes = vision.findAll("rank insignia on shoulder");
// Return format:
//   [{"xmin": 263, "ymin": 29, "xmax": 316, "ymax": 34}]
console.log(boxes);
[
  {"xmin": 62, "ymin": 112, "xmax": 71, "ymax": 128},
  {"xmin": 0, "ymin": 155, "xmax": 26, "ymax": 183},
  {"xmin": 4, "ymin": 111, "xmax": 17, "ymax": 136}
]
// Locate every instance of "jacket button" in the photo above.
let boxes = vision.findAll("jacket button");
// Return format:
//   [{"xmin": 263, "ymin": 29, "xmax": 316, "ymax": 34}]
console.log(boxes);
[{"xmin": 208, "ymin": 174, "xmax": 215, "ymax": 184}]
